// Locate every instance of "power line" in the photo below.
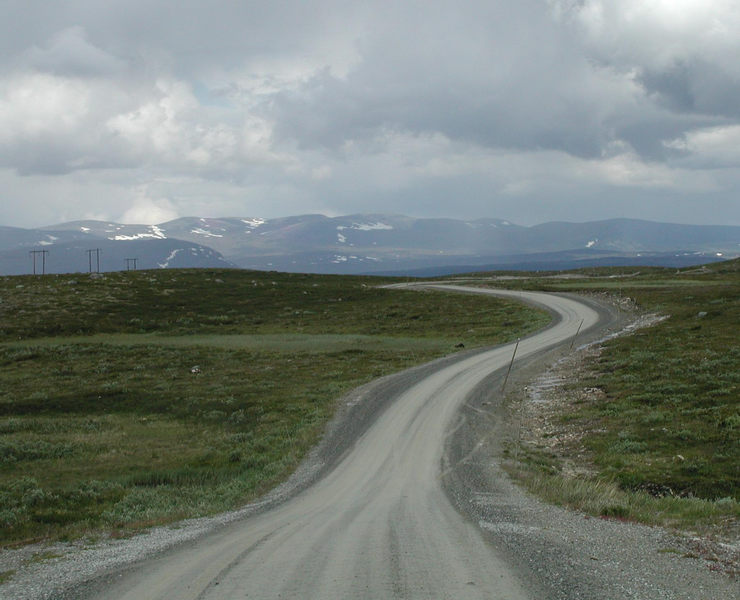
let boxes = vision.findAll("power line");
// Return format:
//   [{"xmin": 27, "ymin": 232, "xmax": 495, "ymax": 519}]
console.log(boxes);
[
  {"xmin": 125, "ymin": 258, "xmax": 138, "ymax": 271},
  {"xmin": 86, "ymin": 248, "xmax": 101, "ymax": 273},
  {"xmin": 29, "ymin": 249, "xmax": 49, "ymax": 275}
]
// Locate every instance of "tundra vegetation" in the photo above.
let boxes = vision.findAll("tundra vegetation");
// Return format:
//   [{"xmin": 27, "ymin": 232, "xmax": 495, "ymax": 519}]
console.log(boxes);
[
  {"xmin": 0, "ymin": 269, "xmax": 549, "ymax": 545},
  {"xmin": 491, "ymin": 258, "xmax": 739, "ymax": 538}
]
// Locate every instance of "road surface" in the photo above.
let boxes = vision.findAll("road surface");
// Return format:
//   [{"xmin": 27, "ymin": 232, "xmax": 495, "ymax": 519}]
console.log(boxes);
[{"xmin": 87, "ymin": 286, "xmax": 600, "ymax": 599}]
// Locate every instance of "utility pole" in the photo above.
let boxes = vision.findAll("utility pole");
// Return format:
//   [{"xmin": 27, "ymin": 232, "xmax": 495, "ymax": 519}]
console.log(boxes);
[
  {"xmin": 86, "ymin": 248, "xmax": 101, "ymax": 273},
  {"xmin": 29, "ymin": 249, "xmax": 49, "ymax": 275},
  {"xmin": 125, "ymin": 258, "xmax": 138, "ymax": 271}
]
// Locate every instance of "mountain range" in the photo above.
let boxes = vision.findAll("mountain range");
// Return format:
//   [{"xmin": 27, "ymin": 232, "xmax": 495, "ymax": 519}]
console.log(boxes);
[{"xmin": 1, "ymin": 215, "xmax": 738, "ymax": 276}]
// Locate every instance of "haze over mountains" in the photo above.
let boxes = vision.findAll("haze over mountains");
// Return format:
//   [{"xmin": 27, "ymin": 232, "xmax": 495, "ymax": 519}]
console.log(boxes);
[{"xmin": 1, "ymin": 215, "xmax": 738, "ymax": 276}]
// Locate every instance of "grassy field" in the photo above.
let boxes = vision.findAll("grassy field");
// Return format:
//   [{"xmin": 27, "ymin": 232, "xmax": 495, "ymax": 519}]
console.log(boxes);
[
  {"xmin": 495, "ymin": 259, "xmax": 739, "ymax": 537},
  {"xmin": 0, "ymin": 269, "xmax": 549, "ymax": 545}
]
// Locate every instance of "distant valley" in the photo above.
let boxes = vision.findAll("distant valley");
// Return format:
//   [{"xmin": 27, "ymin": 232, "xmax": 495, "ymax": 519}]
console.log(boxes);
[{"xmin": 1, "ymin": 214, "xmax": 738, "ymax": 275}]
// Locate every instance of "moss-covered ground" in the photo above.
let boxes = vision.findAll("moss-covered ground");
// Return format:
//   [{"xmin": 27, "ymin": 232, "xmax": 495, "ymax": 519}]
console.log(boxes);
[{"xmin": 0, "ymin": 269, "xmax": 548, "ymax": 545}]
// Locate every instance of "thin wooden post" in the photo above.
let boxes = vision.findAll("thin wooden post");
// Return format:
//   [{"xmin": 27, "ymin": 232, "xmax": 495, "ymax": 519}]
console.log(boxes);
[
  {"xmin": 501, "ymin": 338, "xmax": 520, "ymax": 393},
  {"xmin": 570, "ymin": 319, "xmax": 585, "ymax": 350}
]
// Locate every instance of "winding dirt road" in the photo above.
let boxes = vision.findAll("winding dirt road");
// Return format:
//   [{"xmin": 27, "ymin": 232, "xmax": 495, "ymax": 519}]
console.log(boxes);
[{"xmin": 87, "ymin": 287, "xmax": 600, "ymax": 599}]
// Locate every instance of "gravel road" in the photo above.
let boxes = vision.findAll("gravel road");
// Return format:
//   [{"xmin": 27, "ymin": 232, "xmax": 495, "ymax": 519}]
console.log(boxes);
[{"xmin": 1, "ymin": 286, "xmax": 736, "ymax": 599}]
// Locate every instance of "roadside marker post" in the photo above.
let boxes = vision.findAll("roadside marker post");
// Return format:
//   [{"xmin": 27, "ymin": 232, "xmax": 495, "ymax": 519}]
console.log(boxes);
[
  {"xmin": 501, "ymin": 337, "xmax": 520, "ymax": 393},
  {"xmin": 570, "ymin": 318, "xmax": 585, "ymax": 350}
]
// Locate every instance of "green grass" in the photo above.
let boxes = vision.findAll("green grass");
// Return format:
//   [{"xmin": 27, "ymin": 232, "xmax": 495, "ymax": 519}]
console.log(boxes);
[
  {"xmin": 496, "ymin": 258, "xmax": 740, "ymax": 536},
  {"xmin": 25, "ymin": 551, "xmax": 63, "ymax": 564},
  {"xmin": 3, "ymin": 332, "xmax": 452, "ymax": 354},
  {"xmin": 0, "ymin": 269, "xmax": 544, "ymax": 343},
  {"xmin": 571, "ymin": 283, "xmax": 738, "ymax": 501},
  {"xmin": 0, "ymin": 570, "xmax": 14, "ymax": 585},
  {"xmin": 543, "ymin": 279, "xmax": 728, "ymax": 289},
  {"xmin": 0, "ymin": 269, "xmax": 549, "ymax": 545},
  {"xmin": 509, "ymin": 469, "xmax": 738, "ymax": 534}
]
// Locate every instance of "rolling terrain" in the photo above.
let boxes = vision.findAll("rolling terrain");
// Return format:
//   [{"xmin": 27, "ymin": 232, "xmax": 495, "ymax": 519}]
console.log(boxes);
[
  {"xmin": 0, "ymin": 269, "xmax": 548, "ymax": 546},
  {"xmin": 80, "ymin": 287, "xmax": 602, "ymax": 600},
  {"xmin": 2, "ymin": 215, "xmax": 737, "ymax": 275},
  {"xmin": 0, "ymin": 263, "xmax": 736, "ymax": 598}
]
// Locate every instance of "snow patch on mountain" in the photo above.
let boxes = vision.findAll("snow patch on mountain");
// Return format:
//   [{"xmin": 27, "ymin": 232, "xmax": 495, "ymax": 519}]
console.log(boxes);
[
  {"xmin": 111, "ymin": 225, "xmax": 167, "ymax": 241},
  {"xmin": 330, "ymin": 254, "xmax": 378, "ymax": 264},
  {"xmin": 242, "ymin": 218, "xmax": 266, "ymax": 229},
  {"xmin": 191, "ymin": 228, "xmax": 223, "ymax": 238},
  {"xmin": 337, "ymin": 233, "xmax": 346, "ymax": 243},
  {"xmin": 158, "ymin": 248, "xmax": 183, "ymax": 268},
  {"xmin": 112, "ymin": 234, "xmax": 149, "ymax": 240},
  {"xmin": 38, "ymin": 235, "xmax": 58, "ymax": 246},
  {"xmin": 337, "ymin": 221, "xmax": 393, "ymax": 232},
  {"xmin": 586, "ymin": 239, "xmax": 598, "ymax": 248}
]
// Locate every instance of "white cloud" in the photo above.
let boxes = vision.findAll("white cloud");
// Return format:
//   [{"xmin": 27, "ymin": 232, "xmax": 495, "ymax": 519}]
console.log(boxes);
[
  {"xmin": 0, "ymin": 73, "xmax": 91, "ymax": 138},
  {"xmin": 558, "ymin": 0, "xmax": 740, "ymax": 64},
  {"xmin": 121, "ymin": 190, "xmax": 178, "ymax": 224},
  {"xmin": 665, "ymin": 125, "xmax": 740, "ymax": 167},
  {"xmin": 107, "ymin": 79, "xmax": 198, "ymax": 160}
]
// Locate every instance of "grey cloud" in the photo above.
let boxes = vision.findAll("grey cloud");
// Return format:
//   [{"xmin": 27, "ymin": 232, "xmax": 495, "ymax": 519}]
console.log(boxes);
[
  {"xmin": 1, "ymin": 1, "xmax": 739, "ymax": 228},
  {"xmin": 561, "ymin": 1, "xmax": 740, "ymax": 120},
  {"xmin": 22, "ymin": 26, "xmax": 126, "ymax": 78},
  {"xmin": 636, "ymin": 59, "xmax": 740, "ymax": 120},
  {"xmin": 0, "ymin": 0, "xmax": 363, "ymax": 77},
  {"xmin": 609, "ymin": 109, "xmax": 720, "ymax": 161},
  {"xmin": 268, "ymin": 2, "xmax": 628, "ymax": 159},
  {"xmin": 264, "ymin": 1, "xmax": 739, "ymax": 166}
]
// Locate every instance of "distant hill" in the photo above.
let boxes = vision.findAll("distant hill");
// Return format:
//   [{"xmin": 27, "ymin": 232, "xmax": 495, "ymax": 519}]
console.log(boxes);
[
  {"xmin": 1, "ymin": 215, "xmax": 738, "ymax": 275},
  {"xmin": 0, "ymin": 226, "xmax": 234, "ymax": 275}
]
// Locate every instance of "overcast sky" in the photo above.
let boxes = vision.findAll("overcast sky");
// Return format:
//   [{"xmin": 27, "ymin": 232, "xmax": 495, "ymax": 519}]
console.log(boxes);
[{"xmin": 1, "ymin": 0, "xmax": 739, "ymax": 228}]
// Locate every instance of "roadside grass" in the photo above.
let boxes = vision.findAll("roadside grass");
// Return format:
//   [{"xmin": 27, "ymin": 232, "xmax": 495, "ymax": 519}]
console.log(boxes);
[
  {"xmin": 0, "ymin": 269, "xmax": 546, "ymax": 344},
  {"xmin": 538, "ymin": 279, "xmax": 728, "ymax": 289},
  {"xmin": 0, "ymin": 570, "xmax": 14, "ymax": 584},
  {"xmin": 0, "ymin": 269, "xmax": 549, "ymax": 545},
  {"xmin": 497, "ymin": 258, "xmax": 740, "ymax": 537},
  {"xmin": 2, "ymin": 333, "xmax": 452, "ymax": 354},
  {"xmin": 507, "ymin": 467, "xmax": 738, "ymax": 535}
]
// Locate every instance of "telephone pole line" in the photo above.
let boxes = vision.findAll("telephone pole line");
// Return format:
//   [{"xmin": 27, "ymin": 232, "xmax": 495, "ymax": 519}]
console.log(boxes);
[
  {"xmin": 29, "ymin": 249, "xmax": 49, "ymax": 275},
  {"xmin": 86, "ymin": 248, "xmax": 101, "ymax": 273}
]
